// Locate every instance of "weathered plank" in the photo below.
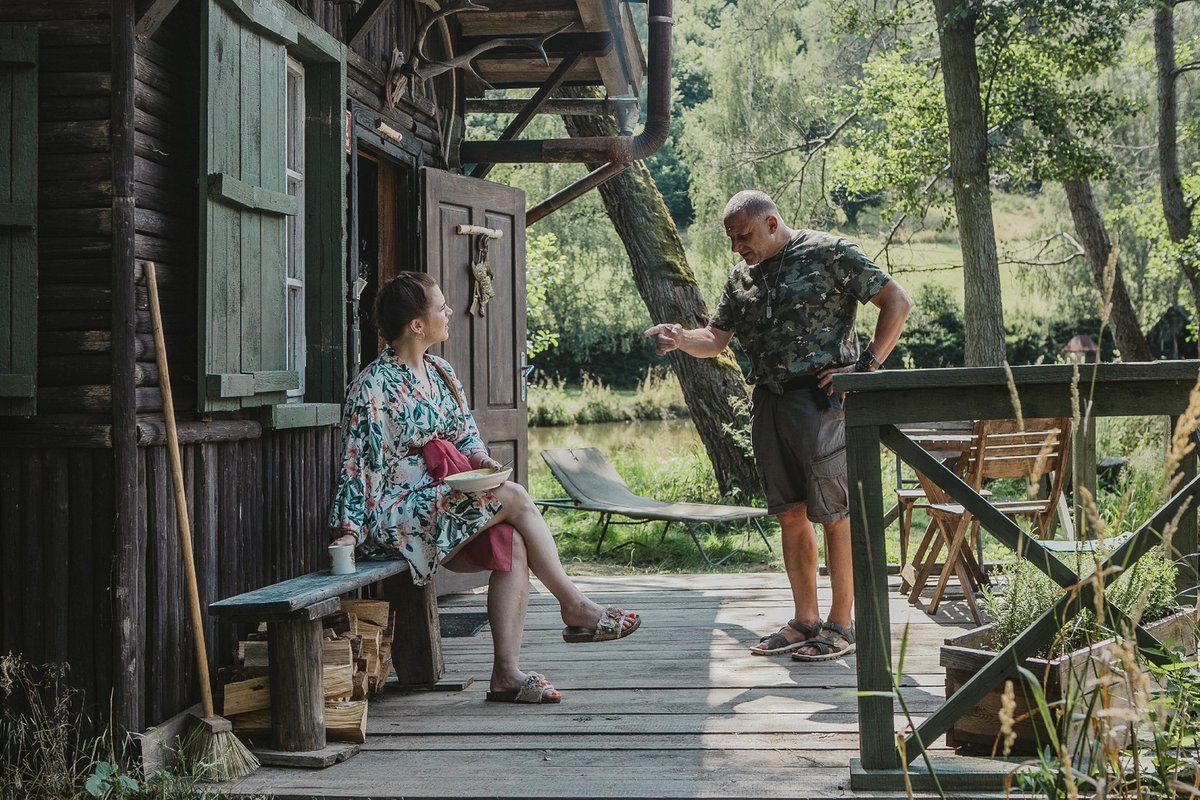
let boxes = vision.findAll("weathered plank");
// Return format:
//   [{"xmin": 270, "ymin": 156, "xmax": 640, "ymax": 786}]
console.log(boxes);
[{"xmin": 209, "ymin": 559, "xmax": 412, "ymax": 617}]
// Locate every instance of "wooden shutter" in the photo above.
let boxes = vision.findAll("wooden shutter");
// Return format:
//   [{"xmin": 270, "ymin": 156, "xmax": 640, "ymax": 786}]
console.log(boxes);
[
  {"xmin": 0, "ymin": 26, "xmax": 36, "ymax": 416},
  {"xmin": 422, "ymin": 169, "xmax": 527, "ymax": 483},
  {"xmin": 198, "ymin": 0, "xmax": 298, "ymax": 412}
]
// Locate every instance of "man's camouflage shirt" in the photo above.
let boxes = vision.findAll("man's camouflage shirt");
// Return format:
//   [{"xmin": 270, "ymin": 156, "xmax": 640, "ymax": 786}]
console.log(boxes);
[{"xmin": 710, "ymin": 230, "xmax": 891, "ymax": 384}]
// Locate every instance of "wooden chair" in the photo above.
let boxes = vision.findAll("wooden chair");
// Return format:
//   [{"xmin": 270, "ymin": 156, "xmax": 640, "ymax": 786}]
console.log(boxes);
[
  {"xmin": 908, "ymin": 417, "xmax": 1072, "ymax": 623},
  {"xmin": 894, "ymin": 420, "xmax": 978, "ymax": 567}
]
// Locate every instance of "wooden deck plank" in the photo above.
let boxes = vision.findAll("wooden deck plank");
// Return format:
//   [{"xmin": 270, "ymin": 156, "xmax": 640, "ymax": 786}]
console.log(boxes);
[{"xmin": 218, "ymin": 572, "xmax": 989, "ymax": 799}]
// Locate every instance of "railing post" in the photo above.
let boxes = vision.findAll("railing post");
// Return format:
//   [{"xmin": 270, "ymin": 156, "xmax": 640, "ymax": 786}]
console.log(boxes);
[
  {"xmin": 846, "ymin": 422, "xmax": 898, "ymax": 770},
  {"xmin": 1071, "ymin": 405, "xmax": 1097, "ymax": 538}
]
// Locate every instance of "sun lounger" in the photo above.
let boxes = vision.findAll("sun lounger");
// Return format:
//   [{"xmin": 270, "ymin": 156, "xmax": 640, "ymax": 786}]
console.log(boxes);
[{"xmin": 538, "ymin": 447, "xmax": 770, "ymax": 566}]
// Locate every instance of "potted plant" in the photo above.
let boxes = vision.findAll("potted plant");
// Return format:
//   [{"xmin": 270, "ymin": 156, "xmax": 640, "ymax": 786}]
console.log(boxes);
[{"xmin": 940, "ymin": 547, "xmax": 1199, "ymax": 756}]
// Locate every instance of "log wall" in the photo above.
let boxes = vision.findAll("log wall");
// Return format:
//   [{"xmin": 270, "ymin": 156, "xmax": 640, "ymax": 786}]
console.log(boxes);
[
  {"xmin": 0, "ymin": 426, "xmax": 341, "ymax": 730},
  {"xmin": 0, "ymin": 0, "xmax": 456, "ymax": 733},
  {"xmin": 25, "ymin": 5, "xmax": 114, "ymax": 420}
]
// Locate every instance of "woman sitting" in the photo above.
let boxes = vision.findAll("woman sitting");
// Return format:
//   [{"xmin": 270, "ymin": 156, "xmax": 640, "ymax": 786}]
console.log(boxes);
[{"xmin": 329, "ymin": 272, "xmax": 641, "ymax": 704}]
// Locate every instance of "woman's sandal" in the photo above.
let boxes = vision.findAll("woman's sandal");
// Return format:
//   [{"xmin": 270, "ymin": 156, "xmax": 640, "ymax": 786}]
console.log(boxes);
[
  {"xmin": 791, "ymin": 621, "xmax": 856, "ymax": 662},
  {"xmin": 750, "ymin": 618, "xmax": 823, "ymax": 656},
  {"xmin": 484, "ymin": 671, "xmax": 562, "ymax": 704},
  {"xmin": 562, "ymin": 606, "xmax": 641, "ymax": 643}
]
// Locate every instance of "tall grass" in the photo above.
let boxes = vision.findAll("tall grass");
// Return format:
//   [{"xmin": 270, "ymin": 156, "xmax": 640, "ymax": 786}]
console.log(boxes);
[
  {"xmin": 528, "ymin": 368, "xmax": 689, "ymax": 427},
  {"xmin": 0, "ymin": 653, "xmax": 241, "ymax": 800}
]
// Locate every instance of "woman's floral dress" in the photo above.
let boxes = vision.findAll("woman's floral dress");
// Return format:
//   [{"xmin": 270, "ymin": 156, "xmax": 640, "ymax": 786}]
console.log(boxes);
[{"xmin": 327, "ymin": 347, "xmax": 502, "ymax": 585}]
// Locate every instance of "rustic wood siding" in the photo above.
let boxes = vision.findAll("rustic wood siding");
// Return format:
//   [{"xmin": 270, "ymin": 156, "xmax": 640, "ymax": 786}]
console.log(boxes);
[
  {"xmin": 0, "ymin": 426, "xmax": 340, "ymax": 729},
  {"xmin": 141, "ymin": 427, "xmax": 341, "ymax": 726},
  {"xmin": 133, "ymin": 7, "xmax": 198, "ymax": 412},
  {"xmin": 290, "ymin": 0, "xmax": 446, "ymax": 167},
  {"xmin": 0, "ymin": 7, "xmax": 115, "ymax": 418},
  {"xmin": 0, "ymin": 447, "xmax": 116, "ymax": 724}
]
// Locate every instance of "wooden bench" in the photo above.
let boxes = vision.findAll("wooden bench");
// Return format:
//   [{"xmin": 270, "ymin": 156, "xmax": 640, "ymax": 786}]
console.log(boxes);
[{"xmin": 208, "ymin": 559, "xmax": 448, "ymax": 767}]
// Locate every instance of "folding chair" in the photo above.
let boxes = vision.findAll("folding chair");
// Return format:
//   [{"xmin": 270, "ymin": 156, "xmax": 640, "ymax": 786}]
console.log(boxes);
[{"xmin": 908, "ymin": 418, "xmax": 1072, "ymax": 623}]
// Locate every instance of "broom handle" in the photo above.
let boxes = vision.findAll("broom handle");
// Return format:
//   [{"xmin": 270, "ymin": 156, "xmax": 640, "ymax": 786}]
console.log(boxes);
[{"xmin": 146, "ymin": 263, "xmax": 216, "ymax": 720}]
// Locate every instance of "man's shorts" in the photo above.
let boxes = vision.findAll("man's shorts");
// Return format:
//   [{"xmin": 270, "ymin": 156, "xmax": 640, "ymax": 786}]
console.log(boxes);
[{"xmin": 750, "ymin": 378, "xmax": 849, "ymax": 523}]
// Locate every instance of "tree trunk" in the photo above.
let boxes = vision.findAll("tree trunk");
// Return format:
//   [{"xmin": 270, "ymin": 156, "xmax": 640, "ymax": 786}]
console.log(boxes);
[
  {"xmin": 1062, "ymin": 179, "xmax": 1153, "ymax": 362},
  {"xmin": 557, "ymin": 92, "xmax": 760, "ymax": 495},
  {"xmin": 933, "ymin": 0, "xmax": 1006, "ymax": 366},
  {"xmin": 1154, "ymin": 1, "xmax": 1200, "ymax": 327}
]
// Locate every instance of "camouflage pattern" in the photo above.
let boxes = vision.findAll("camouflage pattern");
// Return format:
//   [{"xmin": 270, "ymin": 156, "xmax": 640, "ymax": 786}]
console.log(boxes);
[{"xmin": 711, "ymin": 230, "xmax": 891, "ymax": 384}]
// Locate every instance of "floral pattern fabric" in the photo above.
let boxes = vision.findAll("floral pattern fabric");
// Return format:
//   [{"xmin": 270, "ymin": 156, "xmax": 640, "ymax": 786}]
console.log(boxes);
[{"xmin": 327, "ymin": 347, "xmax": 501, "ymax": 585}]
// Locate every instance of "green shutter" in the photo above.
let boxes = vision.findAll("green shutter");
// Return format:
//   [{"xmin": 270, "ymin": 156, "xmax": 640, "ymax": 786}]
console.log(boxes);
[
  {"xmin": 0, "ymin": 26, "xmax": 36, "ymax": 416},
  {"xmin": 198, "ymin": 0, "xmax": 296, "ymax": 412}
]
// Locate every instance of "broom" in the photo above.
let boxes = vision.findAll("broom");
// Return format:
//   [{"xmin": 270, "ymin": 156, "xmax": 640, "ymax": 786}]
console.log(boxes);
[{"xmin": 145, "ymin": 262, "xmax": 259, "ymax": 782}]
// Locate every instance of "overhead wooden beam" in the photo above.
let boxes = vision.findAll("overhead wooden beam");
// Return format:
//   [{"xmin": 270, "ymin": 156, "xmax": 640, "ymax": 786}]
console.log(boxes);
[
  {"xmin": 347, "ymin": 0, "xmax": 395, "ymax": 50},
  {"xmin": 134, "ymin": 0, "xmax": 181, "ymax": 41},
  {"xmin": 469, "ymin": 52, "xmax": 582, "ymax": 180}
]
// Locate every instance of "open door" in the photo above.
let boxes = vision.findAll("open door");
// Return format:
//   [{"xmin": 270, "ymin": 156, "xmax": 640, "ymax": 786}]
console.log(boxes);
[{"xmin": 422, "ymin": 169, "xmax": 528, "ymax": 595}]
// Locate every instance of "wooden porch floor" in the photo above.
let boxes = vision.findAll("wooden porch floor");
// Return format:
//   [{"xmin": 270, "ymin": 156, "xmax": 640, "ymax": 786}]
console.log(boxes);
[{"xmin": 220, "ymin": 572, "xmax": 1004, "ymax": 799}]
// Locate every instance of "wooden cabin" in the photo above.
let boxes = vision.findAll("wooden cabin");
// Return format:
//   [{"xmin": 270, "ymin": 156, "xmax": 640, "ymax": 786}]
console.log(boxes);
[{"xmin": 0, "ymin": 0, "xmax": 663, "ymax": 736}]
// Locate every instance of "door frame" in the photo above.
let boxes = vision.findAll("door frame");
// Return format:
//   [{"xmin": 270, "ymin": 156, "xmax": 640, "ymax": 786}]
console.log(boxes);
[{"xmin": 346, "ymin": 102, "xmax": 423, "ymax": 380}]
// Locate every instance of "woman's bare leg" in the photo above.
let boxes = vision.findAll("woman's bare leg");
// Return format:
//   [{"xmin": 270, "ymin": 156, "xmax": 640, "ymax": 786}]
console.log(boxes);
[
  {"xmin": 487, "ymin": 532, "xmax": 546, "ymax": 693},
  {"xmin": 481, "ymin": 482, "xmax": 637, "ymax": 632}
]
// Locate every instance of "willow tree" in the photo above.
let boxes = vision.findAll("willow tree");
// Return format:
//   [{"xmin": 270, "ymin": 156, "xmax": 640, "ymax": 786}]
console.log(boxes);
[
  {"xmin": 557, "ymin": 89, "xmax": 760, "ymax": 495},
  {"xmin": 932, "ymin": 0, "xmax": 1007, "ymax": 365},
  {"xmin": 832, "ymin": 0, "xmax": 1151, "ymax": 362},
  {"xmin": 1154, "ymin": 0, "xmax": 1200, "ymax": 328}
]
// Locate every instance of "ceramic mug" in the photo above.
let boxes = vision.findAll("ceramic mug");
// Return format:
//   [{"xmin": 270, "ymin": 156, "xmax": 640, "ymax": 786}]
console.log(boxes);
[{"xmin": 328, "ymin": 543, "xmax": 355, "ymax": 575}]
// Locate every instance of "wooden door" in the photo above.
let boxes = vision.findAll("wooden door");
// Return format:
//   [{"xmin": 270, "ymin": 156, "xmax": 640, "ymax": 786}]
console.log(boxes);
[{"xmin": 422, "ymin": 169, "xmax": 528, "ymax": 485}]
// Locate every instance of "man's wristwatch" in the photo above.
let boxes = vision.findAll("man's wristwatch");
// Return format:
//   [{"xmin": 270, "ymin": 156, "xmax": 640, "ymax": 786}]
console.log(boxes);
[{"xmin": 854, "ymin": 348, "xmax": 880, "ymax": 373}]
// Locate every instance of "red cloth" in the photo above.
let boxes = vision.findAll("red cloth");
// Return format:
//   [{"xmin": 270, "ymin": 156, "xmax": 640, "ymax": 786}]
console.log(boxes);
[{"xmin": 420, "ymin": 438, "xmax": 513, "ymax": 572}]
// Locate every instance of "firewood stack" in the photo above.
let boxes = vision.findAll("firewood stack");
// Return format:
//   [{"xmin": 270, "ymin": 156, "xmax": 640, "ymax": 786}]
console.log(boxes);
[{"xmin": 216, "ymin": 599, "xmax": 396, "ymax": 745}]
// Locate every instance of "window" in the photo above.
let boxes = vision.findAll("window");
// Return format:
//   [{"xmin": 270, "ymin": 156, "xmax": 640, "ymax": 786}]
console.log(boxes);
[
  {"xmin": 285, "ymin": 56, "xmax": 305, "ymax": 401},
  {"xmin": 0, "ymin": 25, "xmax": 37, "ymax": 416},
  {"xmin": 199, "ymin": 0, "xmax": 346, "ymax": 427}
]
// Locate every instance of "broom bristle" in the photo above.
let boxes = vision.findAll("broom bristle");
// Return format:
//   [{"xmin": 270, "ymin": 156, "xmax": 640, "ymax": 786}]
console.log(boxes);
[{"xmin": 189, "ymin": 723, "xmax": 260, "ymax": 783}]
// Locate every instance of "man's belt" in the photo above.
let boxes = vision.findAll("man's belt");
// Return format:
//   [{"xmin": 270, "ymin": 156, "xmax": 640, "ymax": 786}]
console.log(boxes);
[{"xmin": 759, "ymin": 373, "xmax": 820, "ymax": 395}]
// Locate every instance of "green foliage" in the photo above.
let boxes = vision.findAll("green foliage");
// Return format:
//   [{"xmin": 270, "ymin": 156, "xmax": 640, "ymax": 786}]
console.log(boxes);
[
  {"xmin": 528, "ymin": 370, "xmax": 689, "ymax": 427},
  {"xmin": 83, "ymin": 762, "xmax": 140, "ymax": 799},
  {"xmin": 978, "ymin": 547, "xmax": 1182, "ymax": 657},
  {"xmin": 879, "ymin": 283, "xmax": 1117, "ymax": 368},
  {"xmin": 524, "ymin": 232, "xmax": 562, "ymax": 361},
  {"xmin": 1008, "ymin": 640, "xmax": 1200, "ymax": 798}
]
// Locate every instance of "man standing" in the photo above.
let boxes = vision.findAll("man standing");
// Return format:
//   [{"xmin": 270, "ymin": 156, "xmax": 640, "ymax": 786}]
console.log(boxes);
[{"xmin": 644, "ymin": 190, "xmax": 912, "ymax": 662}]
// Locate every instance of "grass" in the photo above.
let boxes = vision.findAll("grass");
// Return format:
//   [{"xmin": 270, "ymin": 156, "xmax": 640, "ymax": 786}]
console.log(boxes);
[
  {"xmin": 532, "ymin": 445, "xmax": 780, "ymax": 574},
  {"xmin": 0, "ymin": 653, "xmax": 245, "ymax": 800},
  {"xmin": 528, "ymin": 369, "xmax": 689, "ymax": 427}
]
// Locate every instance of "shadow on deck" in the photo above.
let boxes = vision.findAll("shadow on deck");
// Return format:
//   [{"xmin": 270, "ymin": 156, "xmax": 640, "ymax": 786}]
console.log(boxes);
[{"xmin": 220, "ymin": 572, "xmax": 999, "ymax": 799}]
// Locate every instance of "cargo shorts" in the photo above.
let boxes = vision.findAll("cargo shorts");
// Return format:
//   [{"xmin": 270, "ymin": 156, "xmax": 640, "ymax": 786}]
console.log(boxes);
[{"xmin": 750, "ymin": 377, "xmax": 849, "ymax": 523}]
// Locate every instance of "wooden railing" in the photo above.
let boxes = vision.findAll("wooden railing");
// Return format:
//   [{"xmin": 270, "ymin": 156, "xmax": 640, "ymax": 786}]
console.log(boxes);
[{"xmin": 831, "ymin": 361, "xmax": 1200, "ymax": 790}]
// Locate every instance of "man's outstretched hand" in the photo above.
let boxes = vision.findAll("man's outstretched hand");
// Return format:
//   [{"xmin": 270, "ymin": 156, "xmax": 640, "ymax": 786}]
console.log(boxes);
[{"xmin": 644, "ymin": 323, "xmax": 684, "ymax": 356}]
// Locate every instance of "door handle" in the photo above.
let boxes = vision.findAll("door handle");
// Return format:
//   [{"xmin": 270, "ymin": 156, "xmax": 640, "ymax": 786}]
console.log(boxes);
[{"xmin": 520, "ymin": 354, "xmax": 534, "ymax": 403}]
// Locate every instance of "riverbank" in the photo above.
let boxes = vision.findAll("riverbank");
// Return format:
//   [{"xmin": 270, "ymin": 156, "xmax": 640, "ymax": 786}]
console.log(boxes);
[{"xmin": 528, "ymin": 370, "xmax": 689, "ymax": 426}]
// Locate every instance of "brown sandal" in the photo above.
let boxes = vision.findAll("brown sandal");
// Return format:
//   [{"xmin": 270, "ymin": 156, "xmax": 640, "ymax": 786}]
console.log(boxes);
[
  {"xmin": 751, "ymin": 618, "xmax": 823, "ymax": 656},
  {"xmin": 562, "ymin": 607, "xmax": 642, "ymax": 643},
  {"xmin": 485, "ymin": 672, "xmax": 562, "ymax": 704}
]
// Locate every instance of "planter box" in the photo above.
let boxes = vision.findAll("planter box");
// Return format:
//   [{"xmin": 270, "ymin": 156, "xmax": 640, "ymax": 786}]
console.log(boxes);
[{"xmin": 941, "ymin": 608, "xmax": 1199, "ymax": 756}]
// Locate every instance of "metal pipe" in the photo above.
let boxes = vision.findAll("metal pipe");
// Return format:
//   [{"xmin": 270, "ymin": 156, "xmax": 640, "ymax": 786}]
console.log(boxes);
[
  {"xmin": 526, "ymin": 161, "xmax": 628, "ymax": 225},
  {"xmin": 456, "ymin": 0, "xmax": 673, "ymax": 166}
]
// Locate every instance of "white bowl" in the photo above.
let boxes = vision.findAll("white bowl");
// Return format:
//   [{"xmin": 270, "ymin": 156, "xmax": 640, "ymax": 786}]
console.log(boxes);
[{"xmin": 444, "ymin": 467, "xmax": 511, "ymax": 493}]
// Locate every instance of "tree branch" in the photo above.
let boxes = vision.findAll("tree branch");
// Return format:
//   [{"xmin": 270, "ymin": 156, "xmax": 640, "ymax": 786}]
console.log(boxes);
[{"xmin": 1174, "ymin": 59, "xmax": 1200, "ymax": 76}]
